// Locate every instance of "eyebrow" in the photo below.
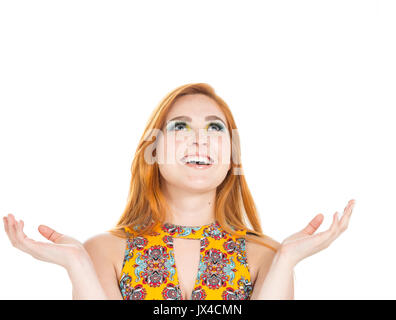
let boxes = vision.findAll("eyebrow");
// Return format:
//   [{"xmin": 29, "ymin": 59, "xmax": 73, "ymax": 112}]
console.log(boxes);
[{"xmin": 166, "ymin": 115, "xmax": 227, "ymax": 126}]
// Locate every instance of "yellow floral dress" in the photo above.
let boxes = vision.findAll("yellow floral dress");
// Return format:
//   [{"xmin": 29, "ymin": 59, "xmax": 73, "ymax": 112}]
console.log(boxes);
[{"xmin": 118, "ymin": 220, "xmax": 253, "ymax": 300}]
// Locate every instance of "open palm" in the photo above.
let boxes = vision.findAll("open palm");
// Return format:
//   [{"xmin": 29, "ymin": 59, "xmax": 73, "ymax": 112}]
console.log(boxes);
[
  {"xmin": 3, "ymin": 213, "xmax": 88, "ymax": 269},
  {"xmin": 279, "ymin": 199, "xmax": 356, "ymax": 267}
]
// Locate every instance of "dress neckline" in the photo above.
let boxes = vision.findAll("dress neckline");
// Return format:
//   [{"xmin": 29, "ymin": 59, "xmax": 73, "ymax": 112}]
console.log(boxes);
[
  {"xmin": 160, "ymin": 220, "xmax": 220, "ymax": 299},
  {"xmin": 162, "ymin": 220, "xmax": 217, "ymax": 229},
  {"xmin": 159, "ymin": 220, "xmax": 219, "ymax": 239}
]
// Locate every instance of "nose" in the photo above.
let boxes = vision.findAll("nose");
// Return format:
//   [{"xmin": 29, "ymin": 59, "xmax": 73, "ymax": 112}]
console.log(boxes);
[{"xmin": 189, "ymin": 128, "xmax": 209, "ymax": 148}]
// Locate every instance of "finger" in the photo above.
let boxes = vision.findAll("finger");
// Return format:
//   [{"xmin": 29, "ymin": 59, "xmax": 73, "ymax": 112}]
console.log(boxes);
[
  {"xmin": 38, "ymin": 225, "xmax": 65, "ymax": 243},
  {"xmin": 322, "ymin": 211, "xmax": 342, "ymax": 244},
  {"xmin": 331, "ymin": 211, "xmax": 340, "ymax": 234},
  {"xmin": 301, "ymin": 213, "xmax": 324, "ymax": 235},
  {"xmin": 7, "ymin": 214, "xmax": 19, "ymax": 247},
  {"xmin": 18, "ymin": 220, "xmax": 43, "ymax": 255},
  {"xmin": 14, "ymin": 219, "xmax": 26, "ymax": 245},
  {"xmin": 339, "ymin": 199, "xmax": 355, "ymax": 231},
  {"xmin": 313, "ymin": 211, "xmax": 339, "ymax": 243},
  {"xmin": 342, "ymin": 199, "xmax": 355, "ymax": 215},
  {"xmin": 7, "ymin": 216, "xmax": 35, "ymax": 253},
  {"xmin": 14, "ymin": 219, "xmax": 30, "ymax": 252},
  {"xmin": 3, "ymin": 215, "xmax": 12, "ymax": 240},
  {"xmin": 3, "ymin": 215, "xmax": 9, "ymax": 234},
  {"xmin": 13, "ymin": 219, "xmax": 25, "ymax": 249}
]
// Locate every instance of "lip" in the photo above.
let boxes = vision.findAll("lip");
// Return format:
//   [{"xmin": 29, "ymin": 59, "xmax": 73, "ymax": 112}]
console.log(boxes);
[
  {"xmin": 183, "ymin": 162, "xmax": 213, "ymax": 169},
  {"xmin": 181, "ymin": 153, "xmax": 214, "ymax": 164}
]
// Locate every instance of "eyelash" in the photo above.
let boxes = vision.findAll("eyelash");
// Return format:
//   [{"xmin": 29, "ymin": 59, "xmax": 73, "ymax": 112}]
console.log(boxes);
[{"xmin": 166, "ymin": 121, "xmax": 225, "ymax": 132}]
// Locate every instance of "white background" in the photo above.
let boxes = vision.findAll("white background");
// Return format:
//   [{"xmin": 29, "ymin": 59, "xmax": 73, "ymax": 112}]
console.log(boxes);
[{"xmin": 1, "ymin": 1, "xmax": 395, "ymax": 299}]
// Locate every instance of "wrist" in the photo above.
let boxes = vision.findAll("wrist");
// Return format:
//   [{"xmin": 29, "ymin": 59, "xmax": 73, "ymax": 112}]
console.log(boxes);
[
  {"xmin": 65, "ymin": 250, "xmax": 92, "ymax": 273},
  {"xmin": 273, "ymin": 250, "xmax": 297, "ymax": 269}
]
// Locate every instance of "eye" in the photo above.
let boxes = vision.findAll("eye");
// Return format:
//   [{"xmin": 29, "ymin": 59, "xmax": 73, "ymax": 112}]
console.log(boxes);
[
  {"xmin": 174, "ymin": 122, "xmax": 186, "ymax": 131},
  {"xmin": 166, "ymin": 121, "xmax": 190, "ymax": 131},
  {"xmin": 207, "ymin": 122, "xmax": 225, "ymax": 132}
]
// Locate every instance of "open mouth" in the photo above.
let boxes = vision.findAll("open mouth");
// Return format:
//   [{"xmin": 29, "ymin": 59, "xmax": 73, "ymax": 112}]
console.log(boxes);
[{"xmin": 181, "ymin": 154, "xmax": 214, "ymax": 168}]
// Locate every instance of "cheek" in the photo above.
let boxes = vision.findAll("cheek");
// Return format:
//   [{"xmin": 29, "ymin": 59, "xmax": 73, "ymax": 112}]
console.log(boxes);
[
  {"xmin": 156, "ymin": 133, "xmax": 188, "ymax": 165},
  {"xmin": 211, "ymin": 134, "xmax": 231, "ymax": 166}
]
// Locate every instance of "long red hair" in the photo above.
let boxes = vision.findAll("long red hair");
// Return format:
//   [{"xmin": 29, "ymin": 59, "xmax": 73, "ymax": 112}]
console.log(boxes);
[{"xmin": 107, "ymin": 83, "xmax": 280, "ymax": 252}]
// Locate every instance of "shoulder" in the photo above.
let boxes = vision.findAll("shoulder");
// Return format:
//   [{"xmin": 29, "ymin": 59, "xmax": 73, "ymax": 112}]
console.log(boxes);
[
  {"xmin": 83, "ymin": 232, "xmax": 127, "ymax": 249},
  {"xmin": 245, "ymin": 233, "xmax": 281, "ymax": 278},
  {"xmin": 83, "ymin": 232, "xmax": 127, "ymax": 265},
  {"xmin": 245, "ymin": 232, "xmax": 281, "ymax": 255}
]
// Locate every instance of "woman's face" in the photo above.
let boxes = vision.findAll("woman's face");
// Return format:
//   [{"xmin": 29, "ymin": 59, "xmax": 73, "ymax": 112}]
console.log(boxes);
[{"xmin": 155, "ymin": 94, "xmax": 231, "ymax": 193}]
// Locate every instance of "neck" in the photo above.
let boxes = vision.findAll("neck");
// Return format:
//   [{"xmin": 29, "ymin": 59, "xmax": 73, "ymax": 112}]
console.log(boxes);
[{"xmin": 161, "ymin": 183, "xmax": 217, "ymax": 227}]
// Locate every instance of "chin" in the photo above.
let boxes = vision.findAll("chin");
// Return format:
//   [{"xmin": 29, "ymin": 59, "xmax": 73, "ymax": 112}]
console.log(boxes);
[
  {"xmin": 181, "ymin": 183, "xmax": 218, "ymax": 193},
  {"xmin": 181, "ymin": 175, "xmax": 226, "ymax": 191}
]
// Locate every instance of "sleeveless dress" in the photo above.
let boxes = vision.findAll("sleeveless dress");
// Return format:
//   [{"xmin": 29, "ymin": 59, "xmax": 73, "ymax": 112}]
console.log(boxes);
[{"xmin": 118, "ymin": 220, "xmax": 253, "ymax": 300}]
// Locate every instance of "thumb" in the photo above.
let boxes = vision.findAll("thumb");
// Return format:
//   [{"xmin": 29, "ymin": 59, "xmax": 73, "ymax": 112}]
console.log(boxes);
[
  {"xmin": 38, "ymin": 225, "xmax": 65, "ymax": 243},
  {"xmin": 300, "ymin": 213, "xmax": 324, "ymax": 235}
]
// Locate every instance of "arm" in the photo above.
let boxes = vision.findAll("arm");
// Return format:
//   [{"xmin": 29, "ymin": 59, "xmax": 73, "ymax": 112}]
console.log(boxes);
[
  {"xmin": 67, "ymin": 232, "xmax": 125, "ymax": 300},
  {"xmin": 67, "ymin": 253, "xmax": 109, "ymax": 300},
  {"xmin": 251, "ymin": 199, "xmax": 355, "ymax": 300},
  {"xmin": 250, "ymin": 251, "xmax": 295, "ymax": 300},
  {"xmin": 80, "ymin": 233, "xmax": 124, "ymax": 300},
  {"xmin": 2, "ymin": 214, "xmax": 117, "ymax": 300}
]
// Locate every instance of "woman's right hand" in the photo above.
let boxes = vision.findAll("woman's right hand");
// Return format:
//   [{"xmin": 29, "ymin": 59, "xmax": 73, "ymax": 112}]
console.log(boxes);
[{"xmin": 3, "ymin": 213, "xmax": 89, "ymax": 270}]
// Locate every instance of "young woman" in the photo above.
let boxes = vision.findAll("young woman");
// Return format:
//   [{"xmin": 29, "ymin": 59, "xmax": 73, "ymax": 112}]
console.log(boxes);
[{"xmin": 3, "ymin": 83, "xmax": 356, "ymax": 300}]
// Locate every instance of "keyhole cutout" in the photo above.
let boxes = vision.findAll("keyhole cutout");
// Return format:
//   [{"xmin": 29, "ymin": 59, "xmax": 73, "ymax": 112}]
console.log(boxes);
[{"xmin": 172, "ymin": 238, "xmax": 201, "ymax": 300}]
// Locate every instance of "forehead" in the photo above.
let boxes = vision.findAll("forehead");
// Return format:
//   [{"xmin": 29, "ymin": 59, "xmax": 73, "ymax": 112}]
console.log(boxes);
[{"xmin": 165, "ymin": 94, "xmax": 227, "ymax": 122}]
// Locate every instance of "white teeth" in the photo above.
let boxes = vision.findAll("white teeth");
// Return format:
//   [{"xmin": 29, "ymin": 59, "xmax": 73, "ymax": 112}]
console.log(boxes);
[{"xmin": 183, "ymin": 155, "xmax": 212, "ymax": 165}]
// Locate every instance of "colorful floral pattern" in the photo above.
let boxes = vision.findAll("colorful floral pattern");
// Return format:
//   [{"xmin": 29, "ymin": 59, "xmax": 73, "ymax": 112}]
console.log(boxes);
[{"xmin": 119, "ymin": 221, "xmax": 252, "ymax": 300}]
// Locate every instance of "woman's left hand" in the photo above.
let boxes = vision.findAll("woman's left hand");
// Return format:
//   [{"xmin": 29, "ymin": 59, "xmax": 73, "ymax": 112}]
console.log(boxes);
[{"xmin": 278, "ymin": 199, "xmax": 356, "ymax": 267}]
